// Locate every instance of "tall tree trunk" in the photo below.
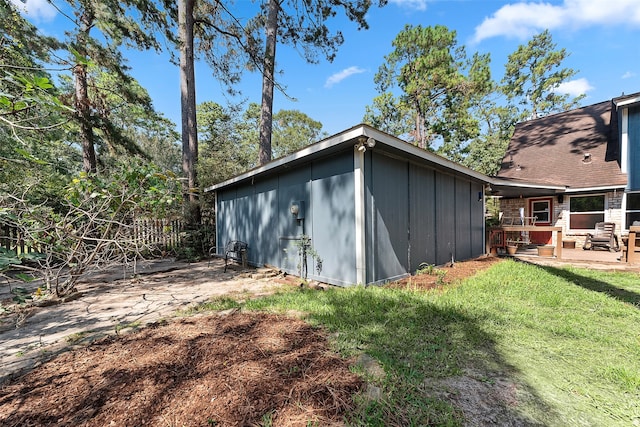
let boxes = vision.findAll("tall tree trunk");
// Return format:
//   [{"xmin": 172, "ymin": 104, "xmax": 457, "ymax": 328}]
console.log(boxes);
[
  {"xmin": 259, "ymin": 0, "xmax": 279, "ymax": 165},
  {"xmin": 74, "ymin": 7, "xmax": 97, "ymax": 174},
  {"xmin": 179, "ymin": 0, "xmax": 200, "ymax": 223}
]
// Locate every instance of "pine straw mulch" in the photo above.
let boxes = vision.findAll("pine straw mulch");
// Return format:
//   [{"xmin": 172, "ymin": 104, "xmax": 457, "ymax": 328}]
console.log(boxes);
[
  {"xmin": 0, "ymin": 312, "xmax": 361, "ymax": 427},
  {"xmin": 386, "ymin": 256, "xmax": 504, "ymax": 291}
]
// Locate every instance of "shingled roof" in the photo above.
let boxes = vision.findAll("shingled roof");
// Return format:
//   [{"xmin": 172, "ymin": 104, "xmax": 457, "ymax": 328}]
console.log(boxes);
[{"xmin": 497, "ymin": 99, "xmax": 627, "ymax": 189}]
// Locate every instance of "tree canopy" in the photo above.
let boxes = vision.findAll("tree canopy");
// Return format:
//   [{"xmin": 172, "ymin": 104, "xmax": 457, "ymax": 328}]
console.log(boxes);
[
  {"xmin": 502, "ymin": 29, "xmax": 584, "ymax": 120},
  {"xmin": 366, "ymin": 24, "xmax": 491, "ymax": 160}
]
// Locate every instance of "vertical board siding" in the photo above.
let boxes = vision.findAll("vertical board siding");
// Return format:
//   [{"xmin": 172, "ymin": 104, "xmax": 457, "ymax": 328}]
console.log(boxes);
[
  {"xmin": 254, "ymin": 177, "xmax": 279, "ymax": 266},
  {"xmin": 215, "ymin": 144, "xmax": 486, "ymax": 287},
  {"xmin": 628, "ymin": 106, "xmax": 640, "ymax": 190},
  {"xmin": 369, "ymin": 153, "xmax": 409, "ymax": 283},
  {"xmin": 277, "ymin": 166, "xmax": 312, "ymax": 272},
  {"xmin": 311, "ymin": 155, "xmax": 356, "ymax": 285},
  {"xmin": 366, "ymin": 152, "xmax": 486, "ymax": 283},
  {"xmin": 214, "ymin": 151, "xmax": 356, "ymax": 287},
  {"xmin": 217, "ymin": 189, "xmax": 236, "ymax": 252},
  {"xmin": 409, "ymin": 164, "xmax": 437, "ymax": 269},
  {"xmin": 455, "ymin": 179, "xmax": 473, "ymax": 261},
  {"xmin": 435, "ymin": 173, "xmax": 456, "ymax": 265}
]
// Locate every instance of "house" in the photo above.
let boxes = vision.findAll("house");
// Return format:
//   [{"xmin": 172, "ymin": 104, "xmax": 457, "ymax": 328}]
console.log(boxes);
[
  {"xmin": 205, "ymin": 124, "xmax": 489, "ymax": 287},
  {"xmin": 491, "ymin": 92, "xmax": 640, "ymax": 248}
]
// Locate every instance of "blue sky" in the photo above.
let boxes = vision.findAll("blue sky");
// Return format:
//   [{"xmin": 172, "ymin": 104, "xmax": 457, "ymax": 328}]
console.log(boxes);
[{"xmin": 12, "ymin": 0, "xmax": 640, "ymax": 136}]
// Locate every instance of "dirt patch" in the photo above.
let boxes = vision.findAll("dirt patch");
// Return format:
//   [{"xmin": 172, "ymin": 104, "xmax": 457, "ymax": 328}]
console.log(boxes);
[
  {"xmin": 432, "ymin": 369, "xmax": 536, "ymax": 427},
  {"xmin": 387, "ymin": 256, "xmax": 503, "ymax": 291},
  {"xmin": 0, "ymin": 311, "xmax": 361, "ymax": 426}
]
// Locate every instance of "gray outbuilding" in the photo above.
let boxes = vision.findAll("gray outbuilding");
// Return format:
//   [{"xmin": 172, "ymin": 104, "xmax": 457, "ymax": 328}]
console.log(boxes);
[{"xmin": 205, "ymin": 124, "xmax": 489, "ymax": 287}]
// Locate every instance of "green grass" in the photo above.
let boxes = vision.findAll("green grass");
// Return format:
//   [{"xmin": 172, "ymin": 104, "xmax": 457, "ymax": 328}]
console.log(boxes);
[{"xmin": 195, "ymin": 260, "xmax": 640, "ymax": 426}]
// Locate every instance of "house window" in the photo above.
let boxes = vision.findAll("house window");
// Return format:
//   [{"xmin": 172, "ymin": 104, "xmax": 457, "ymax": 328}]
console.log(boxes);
[
  {"xmin": 569, "ymin": 195, "xmax": 605, "ymax": 230},
  {"xmin": 530, "ymin": 199, "xmax": 551, "ymax": 225},
  {"xmin": 626, "ymin": 193, "xmax": 640, "ymax": 228}
]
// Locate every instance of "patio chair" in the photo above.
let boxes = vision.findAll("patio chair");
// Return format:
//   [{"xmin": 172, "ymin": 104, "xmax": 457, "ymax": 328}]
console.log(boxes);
[
  {"xmin": 207, "ymin": 240, "xmax": 249, "ymax": 271},
  {"xmin": 583, "ymin": 222, "xmax": 619, "ymax": 252}
]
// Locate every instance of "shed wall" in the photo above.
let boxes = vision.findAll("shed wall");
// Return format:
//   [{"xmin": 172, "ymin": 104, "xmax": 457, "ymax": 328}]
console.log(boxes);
[
  {"xmin": 216, "ymin": 151, "xmax": 356, "ymax": 286},
  {"xmin": 365, "ymin": 151, "xmax": 485, "ymax": 284}
]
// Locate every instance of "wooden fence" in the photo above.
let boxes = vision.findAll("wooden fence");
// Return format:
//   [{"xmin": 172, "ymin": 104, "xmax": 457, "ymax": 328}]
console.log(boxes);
[
  {"xmin": 0, "ymin": 224, "xmax": 37, "ymax": 255},
  {"xmin": 1, "ymin": 218, "xmax": 215, "ymax": 255}
]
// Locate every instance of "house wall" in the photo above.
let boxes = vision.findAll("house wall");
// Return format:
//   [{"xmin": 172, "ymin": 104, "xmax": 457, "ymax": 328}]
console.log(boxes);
[
  {"xmin": 216, "ymin": 150, "xmax": 357, "ymax": 287},
  {"xmin": 364, "ymin": 151, "xmax": 485, "ymax": 284},
  {"xmin": 628, "ymin": 106, "xmax": 640, "ymax": 191},
  {"xmin": 499, "ymin": 191, "xmax": 624, "ymax": 247}
]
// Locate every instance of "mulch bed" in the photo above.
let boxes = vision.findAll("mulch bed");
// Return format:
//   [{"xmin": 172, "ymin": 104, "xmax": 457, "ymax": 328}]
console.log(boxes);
[
  {"xmin": 386, "ymin": 256, "xmax": 504, "ymax": 291},
  {"xmin": 0, "ymin": 312, "xmax": 361, "ymax": 426}
]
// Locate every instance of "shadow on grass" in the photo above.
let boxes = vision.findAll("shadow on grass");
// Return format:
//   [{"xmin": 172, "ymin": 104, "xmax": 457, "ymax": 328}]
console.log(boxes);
[
  {"xmin": 249, "ymin": 287, "xmax": 554, "ymax": 426},
  {"xmin": 533, "ymin": 263, "xmax": 640, "ymax": 307}
]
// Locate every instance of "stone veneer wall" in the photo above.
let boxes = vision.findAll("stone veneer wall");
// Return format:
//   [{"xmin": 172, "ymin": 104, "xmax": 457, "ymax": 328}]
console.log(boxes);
[{"xmin": 498, "ymin": 192, "xmax": 623, "ymax": 249}]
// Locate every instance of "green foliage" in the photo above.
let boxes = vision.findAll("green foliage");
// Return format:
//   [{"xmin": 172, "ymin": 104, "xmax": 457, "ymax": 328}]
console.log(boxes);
[
  {"xmin": 0, "ymin": 248, "xmax": 22, "ymax": 273},
  {"xmin": 197, "ymin": 101, "xmax": 326, "ymax": 188},
  {"xmin": 10, "ymin": 287, "xmax": 33, "ymax": 304},
  {"xmin": 462, "ymin": 102, "xmax": 518, "ymax": 175},
  {"xmin": 370, "ymin": 25, "xmax": 490, "ymax": 155},
  {"xmin": 502, "ymin": 29, "xmax": 584, "ymax": 120},
  {"xmin": 1, "ymin": 160, "xmax": 182, "ymax": 296},
  {"xmin": 66, "ymin": 160, "xmax": 181, "ymax": 218},
  {"xmin": 293, "ymin": 235, "xmax": 323, "ymax": 281}
]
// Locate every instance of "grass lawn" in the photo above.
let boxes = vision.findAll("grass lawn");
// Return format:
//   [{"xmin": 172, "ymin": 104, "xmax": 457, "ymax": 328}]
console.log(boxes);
[{"xmin": 197, "ymin": 259, "xmax": 640, "ymax": 426}]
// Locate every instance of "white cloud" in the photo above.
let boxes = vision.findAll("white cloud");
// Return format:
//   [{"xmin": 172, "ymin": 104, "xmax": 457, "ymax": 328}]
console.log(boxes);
[
  {"xmin": 622, "ymin": 71, "xmax": 637, "ymax": 79},
  {"xmin": 325, "ymin": 66, "xmax": 366, "ymax": 88},
  {"xmin": 554, "ymin": 78, "xmax": 594, "ymax": 96},
  {"xmin": 389, "ymin": 0, "xmax": 429, "ymax": 11},
  {"xmin": 472, "ymin": 0, "xmax": 640, "ymax": 43},
  {"xmin": 10, "ymin": 0, "xmax": 57, "ymax": 21}
]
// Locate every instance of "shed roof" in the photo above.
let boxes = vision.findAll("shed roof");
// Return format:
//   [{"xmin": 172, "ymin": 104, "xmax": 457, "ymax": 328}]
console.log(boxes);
[
  {"xmin": 496, "ymin": 99, "xmax": 627, "ymax": 190},
  {"xmin": 205, "ymin": 124, "xmax": 489, "ymax": 192}
]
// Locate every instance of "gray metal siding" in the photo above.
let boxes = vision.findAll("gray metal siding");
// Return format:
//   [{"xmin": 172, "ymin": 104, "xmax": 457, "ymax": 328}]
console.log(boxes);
[
  {"xmin": 216, "ymin": 145, "xmax": 486, "ymax": 287},
  {"xmin": 470, "ymin": 181, "xmax": 485, "ymax": 255},
  {"xmin": 277, "ymin": 167, "xmax": 311, "ymax": 272},
  {"xmin": 217, "ymin": 189, "xmax": 236, "ymax": 253},
  {"xmin": 253, "ymin": 177, "xmax": 279, "ymax": 266}
]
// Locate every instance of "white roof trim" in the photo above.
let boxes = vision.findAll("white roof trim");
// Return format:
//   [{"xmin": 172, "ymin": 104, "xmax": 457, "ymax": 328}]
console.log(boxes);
[
  {"xmin": 205, "ymin": 124, "xmax": 490, "ymax": 192},
  {"xmin": 563, "ymin": 185, "xmax": 626, "ymax": 193},
  {"xmin": 488, "ymin": 178, "xmax": 565, "ymax": 191},
  {"xmin": 614, "ymin": 96, "xmax": 640, "ymax": 107}
]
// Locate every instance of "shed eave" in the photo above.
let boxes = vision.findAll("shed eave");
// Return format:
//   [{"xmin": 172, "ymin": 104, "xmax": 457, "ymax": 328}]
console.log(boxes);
[
  {"xmin": 205, "ymin": 124, "xmax": 493, "ymax": 193},
  {"xmin": 204, "ymin": 125, "xmax": 368, "ymax": 192}
]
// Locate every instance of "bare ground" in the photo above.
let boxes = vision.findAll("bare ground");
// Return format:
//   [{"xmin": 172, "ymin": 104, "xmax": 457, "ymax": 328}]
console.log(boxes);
[{"xmin": 0, "ymin": 255, "xmax": 536, "ymax": 426}]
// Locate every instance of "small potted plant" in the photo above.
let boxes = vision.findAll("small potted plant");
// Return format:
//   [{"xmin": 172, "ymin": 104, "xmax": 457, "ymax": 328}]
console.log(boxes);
[{"xmin": 506, "ymin": 244, "xmax": 518, "ymax": 255}]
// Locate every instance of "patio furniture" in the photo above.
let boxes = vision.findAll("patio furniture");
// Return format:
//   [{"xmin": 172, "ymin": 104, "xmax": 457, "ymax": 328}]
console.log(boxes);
[
  {"xmin": 621, "ymin": 224, "xmax": 640, "ymax": 263},
  {"xmin": 583, "ymin": 222, "xmax": 619, "ymax": 252},
  {"xmin": 208, "ymin": 240, "xmax": 249, "ymax": 271},
  {"xmin": 223, "ymin": 240, "xmax": 248, "ymax": 272}
]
